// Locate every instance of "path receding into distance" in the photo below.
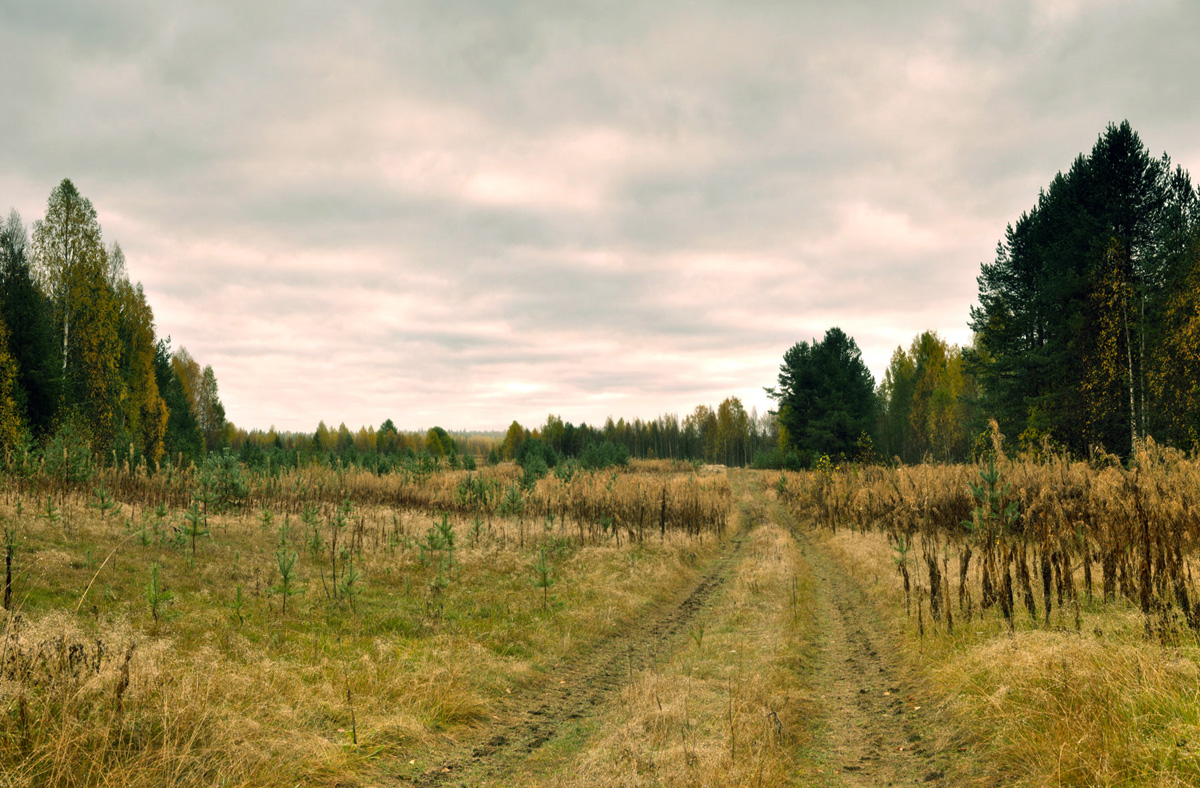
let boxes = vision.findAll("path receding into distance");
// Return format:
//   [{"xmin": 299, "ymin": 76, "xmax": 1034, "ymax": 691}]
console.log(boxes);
[{"xmin": 407, "ymin": 473, "xmax": 957, "ymax": 787}]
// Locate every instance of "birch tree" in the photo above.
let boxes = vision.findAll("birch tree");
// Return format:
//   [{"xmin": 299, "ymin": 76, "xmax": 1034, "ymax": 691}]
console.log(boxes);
[{"xmin": 31, "ymin": 179, "xmax": 106, "ymax": 382}]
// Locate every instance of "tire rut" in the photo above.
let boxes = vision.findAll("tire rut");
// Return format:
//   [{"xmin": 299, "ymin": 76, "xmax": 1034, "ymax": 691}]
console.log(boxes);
[
  {"xmin": 409, "ymin": 533, "xmax": 748, "ymax": 786},
  {"xmin": 802, "ymin": 533, "xmax": 947, "ymax": 786}
]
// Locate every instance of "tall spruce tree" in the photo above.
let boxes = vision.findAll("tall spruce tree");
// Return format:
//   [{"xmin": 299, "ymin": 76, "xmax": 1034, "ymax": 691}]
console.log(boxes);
[
  {"xmin": 970, "ymin": 121, "xmax": 1199, "ymax": 456},
  {"xmin": 0, "ymin": 209, "xmax": 60, "ymax": 436},
  {"xmin": 768, "ymin": 327, "xmax": 875, "ymax": 462},
  {"xmin": 154, "ymin": 338, "xmax": 204, "ymax": 463}
]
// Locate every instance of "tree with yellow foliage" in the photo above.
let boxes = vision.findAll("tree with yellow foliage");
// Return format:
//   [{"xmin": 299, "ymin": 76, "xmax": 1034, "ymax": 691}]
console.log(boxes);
[
  {"xmin": 877, "ymin": 331, "xmax": 979, "ymax": 463},
  {"xmin": 115, "ymin": 274, "xmax": 169, "ymax": 464},
  {"xmin": 1149, "ymin": 235, "xmax": 1200, "ymax": 447},
  {"xmin": 0, "ymin": 315, "xmax": 24, "ymax": 455},
  {"xmin": 501, "ymin": 420, "xmax": 526, "ymax": 460},
  {"xmin": 63, "ymin": 235, "xmax": 122, "ymax": 450}
]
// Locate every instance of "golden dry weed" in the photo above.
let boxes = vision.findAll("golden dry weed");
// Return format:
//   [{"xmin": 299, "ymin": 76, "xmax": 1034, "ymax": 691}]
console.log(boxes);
[{"xmin": 820, "ymin": 511, "xmax": 1200, "ymax": 786}]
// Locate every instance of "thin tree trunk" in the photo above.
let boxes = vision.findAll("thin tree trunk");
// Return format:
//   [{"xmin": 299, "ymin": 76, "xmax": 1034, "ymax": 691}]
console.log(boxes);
[
  {"xmin": 1139, "ymin": 294, "xmax": 1146, "ymax": 441},
  {"xmin": 1123, "ymin": 298, "xmax": 1137, "ymax": 453}
]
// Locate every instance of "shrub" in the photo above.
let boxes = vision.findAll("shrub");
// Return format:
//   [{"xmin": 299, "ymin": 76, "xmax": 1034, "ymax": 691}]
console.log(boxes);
[{"xmin": 579, "ymin": 440, "xmax": 629, "ymax": 470}]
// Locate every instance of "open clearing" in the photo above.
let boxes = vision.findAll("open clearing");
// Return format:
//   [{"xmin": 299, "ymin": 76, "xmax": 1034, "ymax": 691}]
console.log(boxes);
[
  {"xmin": 402, "ymin": 474, "xmax": 960, "ymax": 787},
  {"xmin": 28, "ymin": 461, "xmax": 1199, "ymax": 787}
]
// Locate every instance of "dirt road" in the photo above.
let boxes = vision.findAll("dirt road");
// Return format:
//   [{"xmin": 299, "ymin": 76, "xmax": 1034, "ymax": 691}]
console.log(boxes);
[
  {"xmin": 410, "ymin": 534, "xmax": 748, "ymax": 786},
  {"xmin": 800, "ymin": 531, "xmax": 949, "ymax": 786},
  {"xmin": 406, "ymin": 477, "xmax": 956, "ymax": 787}
]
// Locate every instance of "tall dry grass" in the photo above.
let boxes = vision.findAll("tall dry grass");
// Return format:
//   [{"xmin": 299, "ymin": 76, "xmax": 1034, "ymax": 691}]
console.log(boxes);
[
  {"xmin": 4, "ymin": 459, "xmax": 729, "ymax": 542},
  {"xmin": 819, "ymin": 525, "xmax": 1200, "ymax": 787},
  {"xmin": 776, "ymin": 435, "xmax": 1200, "ymax": 642},
  {"xmin": 765, "ymin": 431, "xmax": 1200, "ymax": 785}
]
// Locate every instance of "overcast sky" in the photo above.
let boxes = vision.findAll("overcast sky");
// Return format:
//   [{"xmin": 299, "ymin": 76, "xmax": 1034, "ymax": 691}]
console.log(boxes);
[{"xmin": 3, "ymin": 0, "xmax": 1198, "ymax": 433}]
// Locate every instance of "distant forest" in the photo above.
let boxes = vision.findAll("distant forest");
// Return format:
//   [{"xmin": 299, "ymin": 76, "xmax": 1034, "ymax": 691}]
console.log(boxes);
[
  {"xmin": 2, "ymin": 121, "xmax": 1198, "ymax": 473},
  {"xmin": 0, "ymin": 179, "xmax": 776, "ymax": 473}
]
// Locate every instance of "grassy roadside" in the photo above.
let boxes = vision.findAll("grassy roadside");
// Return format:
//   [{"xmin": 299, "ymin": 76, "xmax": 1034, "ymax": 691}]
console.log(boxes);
[
  {"xmin": 0, "ymin": 483, "xmax": 729, "ymax": 787},
  {"xmin": 818, "ymin": 525, "xmax": 1200, "ymax": 787},
  {"xmin": 526, "ymin": 473, "xmax": 824, "ymax": 787}
]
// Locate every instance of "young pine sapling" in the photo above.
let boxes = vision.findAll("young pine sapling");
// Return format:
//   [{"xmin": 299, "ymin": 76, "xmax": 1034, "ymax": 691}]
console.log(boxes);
[
  {"xmin": 270, "ymin": 549, "xmax": 304, "ymax": 616},
  {"xmin": 337, "ymin": 556, "xmax": 362, "ymax": 613},
  {"xmin": 90, "ymin": 484, "xmax": 119, "ymax": 520},
  {"xmin": 40, "ymin": 497, "xmax": 60, "ymax": 525},
  {"xmin": 145, "ymin": 563, "xmax": 174, "ymax": 630},
  {"xmin": 227, "ymin": 584, "xmax": 246, "ymax": 626},
  {"xmin": 181, "ymin": 500, "xmax": 210, "ymax": 561},
  {"xmin": 435, "ymin": 514, "xmax": 456, "ymax": 569},
  {"xmin": 530, "ymin": 546, "xmax": 556, "ymax": 611}
]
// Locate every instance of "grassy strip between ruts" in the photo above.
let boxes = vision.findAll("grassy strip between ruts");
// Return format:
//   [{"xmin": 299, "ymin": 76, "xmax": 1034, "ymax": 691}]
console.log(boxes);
[
  {"xmin": 818, "ymin": 525, "xmax": 1200, "ymax": 787},
  {"xmin": 522, "ymin": 483, "xmax": 824, "ymax": 787}
]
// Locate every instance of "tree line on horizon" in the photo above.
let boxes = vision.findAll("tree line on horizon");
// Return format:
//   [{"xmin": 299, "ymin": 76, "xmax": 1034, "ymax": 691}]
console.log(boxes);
[
  {"xmin": 0, "ymin": 180, "xmax": 778, "ymax": 475},
  {"xmin": 4, "ymin": 122, "xmax": 1198, "ymax": 474},
  {"xmin": 217, "ymin": 398, "xmax": 778, "ymax": 473}
]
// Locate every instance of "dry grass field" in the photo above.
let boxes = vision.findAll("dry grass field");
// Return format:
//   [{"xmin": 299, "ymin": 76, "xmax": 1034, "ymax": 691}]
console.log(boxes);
[
  {"xmin": 0, "ymin": 461, "xmax": 731, "ymax": 786},
  {"xmin": 5, "ymin": 451, "xmax": 1200, "ymax": 786}
]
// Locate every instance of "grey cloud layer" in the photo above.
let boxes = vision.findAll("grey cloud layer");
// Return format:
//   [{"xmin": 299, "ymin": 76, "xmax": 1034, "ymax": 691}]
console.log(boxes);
[{"xmin": 3, "ymin": 0, "xmax": 1198, "ymax": 430}]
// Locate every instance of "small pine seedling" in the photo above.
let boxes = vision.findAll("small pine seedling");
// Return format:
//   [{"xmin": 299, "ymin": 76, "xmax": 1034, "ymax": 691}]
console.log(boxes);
[
  {"xmin": 145, "ymin": 563, "xmax": 174, "ymax": 629},
  {"xmin": 269, "ymin": 549, "xmax": 304, "ymax": 616},
  {"xmin": 301, "ymin": 502, "xmax": 319, "ymax": 539},
  {"xmin": 435, "ymin": 515, "xmax": 456, "ymax": 569},
  {"xmin": 91, "ymin": 484, "xmax": 119, "ymax": 519},
  {"xmin": 307, "ymin": 523, "xmax": 325, "ymax": 561},
  {"xmin": 181, "ymin": 501, "xmax": 210, "ymax": 560},
  {"xmin": 337, "ymin": 556, "xmax": 363, "ymax": 613},
  {"xmin": 227, "ymin": 584, "xmax": 247, "ymax": 625},
  {"xmin": 418, "ymin": 523, "xmax": 443, "ymax": 568},
  {"xmin": 40, "ymin": 497, "xmax": 60, "ymax": 524},
  {"xmin": 530, "ymin": 546, "xmax": 556, "ymax": 611}
]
